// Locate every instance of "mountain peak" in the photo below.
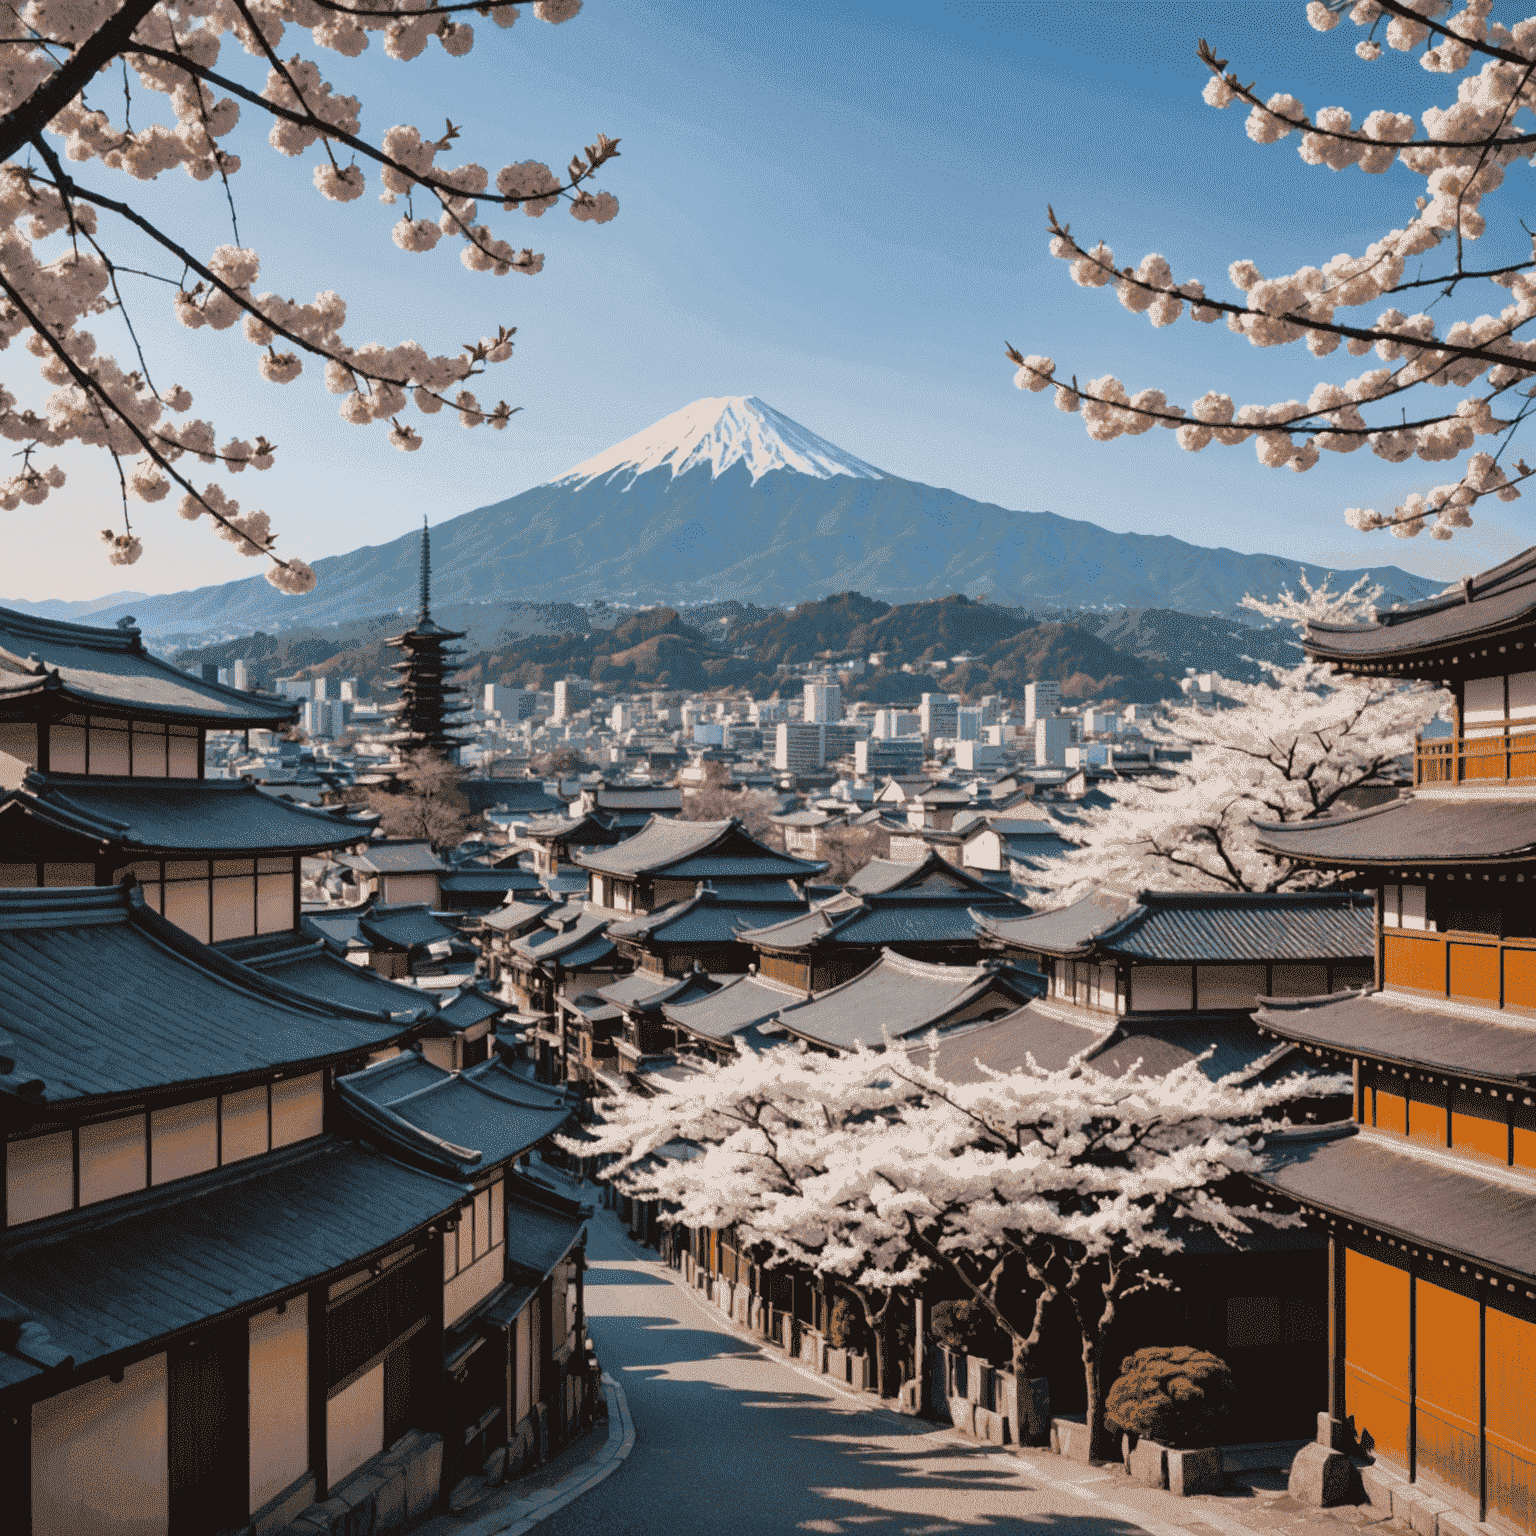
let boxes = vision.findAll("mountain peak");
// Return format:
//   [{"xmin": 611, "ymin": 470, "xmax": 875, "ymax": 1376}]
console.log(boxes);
[{"xmin": 550, "ymin": 395, "xmax": 885, "ymax": 488}]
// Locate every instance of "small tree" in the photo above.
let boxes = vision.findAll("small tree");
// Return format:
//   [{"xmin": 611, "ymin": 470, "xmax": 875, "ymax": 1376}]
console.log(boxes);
[
  {"xmin": 679, "ymin": 761, "xmax": 781, "ymax": 843},
  {"xmin": 1105, "ymin": 1346, "xmax": 1236, "ymax": 1448},
  {"xmin": 529, "ymin": 744, "xmax": 591, "ymax": 777},
  {"xmin": 1034, "ymin": 576, "xmax": 1446, "ymax": 900},
  {"xmin": 816, "ymin": 824, "xmax": 880, "ymax": 885},
  {"xmin": 361, "ymin": 747, "xmax": 471, "ymax": 849}
]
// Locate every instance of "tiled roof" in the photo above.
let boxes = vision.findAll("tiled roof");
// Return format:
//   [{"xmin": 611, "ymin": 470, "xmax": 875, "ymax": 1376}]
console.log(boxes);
[
  {"xmin": 478, "ymin": 782, "xmax": 567, "ymax": 815},
  {"xmin": 974, "ymin": 889, "xmax": 1138, "ymax": 954},
  {"xmin": 353, "ymin": 840, "xmax": 444, "ymax": 874},
  {"xmin": 0, "ymin": 774, "xmax": 367, "ymax": 854},
  {"xmin": 502, "ymin": 1174, "xmax": 590, "ymax": 1278},
  {"xmin": 508, "ymin": 907, "xmax": 611, "ymax": 963},
  {"xmin": 591, "ymin": 785, "xmax": 683, "ymax": 811},
  {"xmin": 978, "ymin": 889, "xmax": 1373, "ymax": 963},
  {"xmin": 359, "ymin": 903, "xmax": 463, "ymax": 951},
  {"xmin": 845, "ymin": 852, "xmax": 1003, "ymax": 897},
  {"xmin": 608, "ymin": 889, "xmax": 807, "ymax": 945},
  {"xmin": 1260, "ymin": 1125, "xmax": 1536, "ymax": 1280},
  {"xmin": 595, "ymin": 970, "xmax": 676, "ymax": 1007},
  {"xmin": 1303, "ymin": 546, "xmax": 1536, "ymax": 665},
  {"xmin": 0, "ymin": 1138, "xmax": 463, "ymax": 1375},
  {"xmin": 740, "ymin": 890, "xmax": 1026, "ymax": 952},
  {"xmin": 479, "ymin": 897, "xmax": 564, "ymax": 934},
  {"xmin": 217, "ymin": 933, "xmax": 434, "ymax": 1019},
  {"xmin": 440, "ymin": 868, "xmax": 542, "ymax": 893},
  {"xmin": 664, "ymin": 972, "xmax": 808, "ymax": 1040},
  {"xmin": 551, "ymin": 934, "xmax": 619, "ymax": 971},
  {"xmin": 0, "ymin": 604, "xmax": 295, "ymax": 726},
  {"xmin": 0, "ymin": 886, "xmax": 407, "ymax": 1105},
  {"xmin": 1257, "ymin": 989, "xmax": 1536, "ymax": 1082},
  {"xmin": 1254, "ymin": 796, "xmax": 1536, "ymax": 867},
  {"xmin": 338, "ymin": 1055, "xmax": 573, "ymax": 1176},
  {"xmin": 573, "ymin": 816, "xmax": 825, "ymax": 879},
  {"xmin": 913, "ymin": 1004, "xmax": 1110, "ymax": 1082},
  {"xmin": 776, "ymin": 950, "xmax": 1039, "ymax": 1052}
]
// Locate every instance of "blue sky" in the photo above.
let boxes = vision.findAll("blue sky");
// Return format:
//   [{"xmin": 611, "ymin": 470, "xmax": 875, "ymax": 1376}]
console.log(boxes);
[{"xmin": 18, "ymin": 0, "xmax": 1536, "ymax": 601}]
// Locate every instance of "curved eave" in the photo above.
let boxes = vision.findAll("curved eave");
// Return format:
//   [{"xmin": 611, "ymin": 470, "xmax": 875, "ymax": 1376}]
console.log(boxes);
[{"xmin": 0, "ymin": 675, "xmax": 295, "ymax": 729}]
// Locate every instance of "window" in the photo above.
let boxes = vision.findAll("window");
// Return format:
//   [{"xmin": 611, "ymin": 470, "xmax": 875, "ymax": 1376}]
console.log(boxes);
[
  {"xmin": 1382, "ymin": 885, "xmax": 1400, "ymax": 927},
  {"xmin": 1402, "ymin": 885, "xmax": 1430, "ymax": 931},
  {"xmin": 271, "ymin": 1073, "xmax": 323, "ymax": 1148},
  {"xmin": 88, "ymin": 717, "xmax": 130, "ymax": 775},
  {"xmin": 131, "ymin": 721, "xmax": 168, "ymax": 778},
  {"xmin": 1196, "ymin": 964, "xmax": 1266, "ymax": 1011}
]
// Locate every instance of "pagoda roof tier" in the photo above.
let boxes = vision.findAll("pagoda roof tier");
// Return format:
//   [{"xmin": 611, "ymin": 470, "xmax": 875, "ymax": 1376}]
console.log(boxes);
[
  {"xmin": 739, "ymin": 886, "xmax": 1026, "ymax": 954},
  {"xmin": 977, "ymin": 887, "xmax": 1374, "ymax": 962},
  {"xmin": 386, "ymin": 619, "xmax": 467, "ymax": 645},
  {"xmin": 1253, "ymin": 792, "xmax": 1536, "ymax": 869},
  {"xmin": 1257, "ymin": 988, "xmax": 1536, "ymax": 1084},
  {"xmin": 0, "ymin": 1136, "xmax": 465, "ymax": 1384},
  {"xmin": 0, "ymin": 604, "xmax": 294, "ymax": 727},
  {"xmin": 608, "ymin": 887, "xmax": 808, "ymax": 946},
  {"xmin": 1260, "ymin": 1124, "xmax": 1536, "ymax": 1285},
  {"xmin": 845, "ymin": 850, "xmax": 1012, "ymax": 898},
  {"xmin": 0, "ymin": 885, "xmax": 410, "ymax": 1110},
  {"xmin": 1302, "ymin": 545, "xmax": 1536, "ymax": 676},
  {"xmin": 574, "ymin": 815, "xmax": 827, "ymax": 881},
  {"xmin": 0, "ymin": 772, "xmax": 370, "ymax": 856}
]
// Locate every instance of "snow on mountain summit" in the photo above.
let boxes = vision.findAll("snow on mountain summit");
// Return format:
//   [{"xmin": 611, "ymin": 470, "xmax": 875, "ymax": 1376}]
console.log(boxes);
[{"xmin": 551, "ymin": 395, "xmax": 884, "ymax": 487}]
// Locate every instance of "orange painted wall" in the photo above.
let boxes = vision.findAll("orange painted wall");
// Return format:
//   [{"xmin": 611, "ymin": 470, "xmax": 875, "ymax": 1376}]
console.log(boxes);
[
  {"xmin": 1345, "ymin": 1249, "xmax": 1410, "ymax": 1465},
  {"xmin": 1452, "ymin": 1089, "xmax": 1510, "ymax": 1164},
  {"xmin": 1374, "ymin": 1086, "xmax": 1408, "ymax": 1135},
  {"xmin": 1407, "ymin": 1082, "xmax": 1449, "ymax": 1148},
  {"xmin": 1506, "ymin": 949, "xmax": 1536, "ymax": 1010},
  {"xmin": 1486, "ymin": 1307, "xmax": 1536, "ymax": 1534},
  {"xmin": 1449, "ymin": 943, "xmax": 1501, "ymax": 1004},
  {"xmin": 1385, "ymin": 934, "xmax": 1445, "ymax": 993},
  {"xmin": 1415, "ymin": 1280, "xmax": 1481, "ymax": 1501}
]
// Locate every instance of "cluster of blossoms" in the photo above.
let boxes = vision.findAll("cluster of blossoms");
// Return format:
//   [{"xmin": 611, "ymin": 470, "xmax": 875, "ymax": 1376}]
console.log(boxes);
[
  {"xmin": 1008, "ymin": 0, "xmax": 1536, "ymax": 540},
  {"xmin": 0, "ymin": 0, "xmax": 619, "ymax": 586}
]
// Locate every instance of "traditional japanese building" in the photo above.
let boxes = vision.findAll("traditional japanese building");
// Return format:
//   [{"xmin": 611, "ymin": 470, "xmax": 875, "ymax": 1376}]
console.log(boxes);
[
  {"xmin": 0, "ymin": 606, "xmax": 373, "ymax": 946},
  {"xmin": 1244, "ymin": 549, "xmax": 1536, "ymax": 1530},
  {"xmin": 739, "ymin": 851, "xmax": 1029, "ymax": 994},
  {"xmin": 383, "ymin": 522, "xmax": 470, "ymax": 759},
  {"xmin": 772, "ymin": 950, "xmax": 1042, "ymax": 1055}
]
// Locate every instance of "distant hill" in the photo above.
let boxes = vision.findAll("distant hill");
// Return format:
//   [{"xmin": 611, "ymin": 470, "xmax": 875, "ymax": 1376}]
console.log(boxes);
[{"xmin": 81, "ymin": 395, "xmax": 1440, "ymax": 642}]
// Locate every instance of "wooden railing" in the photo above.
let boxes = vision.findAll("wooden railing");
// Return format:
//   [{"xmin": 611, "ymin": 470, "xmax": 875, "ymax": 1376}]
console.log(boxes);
[
  {"xmin": 1416, "ymin": 726, "xmax": 1536, "ymax": 785},
  {"xmin": 1384, "ymin": 929, "xmax": 1536, "ymax": 1010}
]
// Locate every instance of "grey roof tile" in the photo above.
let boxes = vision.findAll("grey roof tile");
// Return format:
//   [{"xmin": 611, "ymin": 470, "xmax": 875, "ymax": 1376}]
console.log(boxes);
[
  {"xmin": 1257, "ymin": 989, "xmax": 1536, "ymax": 1082},
  {"xmin": 1254, "ymin": 796, "xmax": 1536, "ymax": 866},
  {"xmin": 1261, "ymin": 1126, "xmax": 1536, "ymax": 1279},
  {"xmin": 574, "ymin": 816, "xmax": 824, "ymax": 879},
  {"xmin": 2, "ymin": 774, "xmax": 366, "ymax": 854},
  {"xmin": 664, "ymin": 973, "xmax": 808, "ymax": 1040},
  {"xmin": 218, "ymin": 934, "xmax": 434, "ymax": 1019},
  {"xmin": 0, "ymin": 886, "xmax": 407, "ymax": 1105},
  {"xmin": 0, "ymin": 605, "xmax": 294, "ymax": 726},
  {"xmin": 359, "ymin": 903, "xmax": 462, "ymax": 950}
]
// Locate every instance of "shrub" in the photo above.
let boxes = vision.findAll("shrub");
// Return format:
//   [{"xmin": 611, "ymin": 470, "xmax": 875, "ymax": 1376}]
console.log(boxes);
[
  {"xmin": 1105, "ymin": 1346, "xmax": 1236, "ymax": 1448},
  {"xmin": 928, "ymin": 1298, "xmax": 1008, "ymax": 1363}
]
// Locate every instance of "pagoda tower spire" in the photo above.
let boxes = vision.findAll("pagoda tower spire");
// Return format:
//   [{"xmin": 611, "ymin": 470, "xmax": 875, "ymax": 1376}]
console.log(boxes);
[{"xmin": 383, "ymin": 518, "xmax": 468, "ymax": 759}]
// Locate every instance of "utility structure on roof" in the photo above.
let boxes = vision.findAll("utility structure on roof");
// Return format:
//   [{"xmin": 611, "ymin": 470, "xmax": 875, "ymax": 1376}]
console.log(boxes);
[{"xmin": 383, "ymin": 519, "xmax": 469, "ymax": 759}]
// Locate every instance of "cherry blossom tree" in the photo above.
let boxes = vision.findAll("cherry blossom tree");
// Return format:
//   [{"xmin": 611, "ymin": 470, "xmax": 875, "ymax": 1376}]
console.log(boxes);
[
  {"xmin": 579, "ymin": 1037, "xmax": 1341, "ymax": 1445},
  {"xmin": 1033, "ymin": 576, "xmax": 1446, "ymax": 898},
  {"xmin": 0, "ymin": 0, "xmax": 619, "ymax": 586},
  {"xmin": 1007, "ymin": 0, "xmax": 1536, "ymax": 543}
]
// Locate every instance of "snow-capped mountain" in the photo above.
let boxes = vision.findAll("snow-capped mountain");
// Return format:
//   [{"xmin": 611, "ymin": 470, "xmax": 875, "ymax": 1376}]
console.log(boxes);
[
  {"xmin": 554, "ymin": 395, "xmax": 883, "ymax": 487},
  {"xmin": 90, "ymin": 395, "xmax": 1441, "ymax": 640}
]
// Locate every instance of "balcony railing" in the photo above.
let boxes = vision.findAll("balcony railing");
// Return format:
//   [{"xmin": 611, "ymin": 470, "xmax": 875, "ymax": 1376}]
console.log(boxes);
[
  {"xmin": 1384, "ymin": 929, "xmax": 1536, "ymax": 1011},
  {"xmin": 1416, "ymin": 725, "xmax": 1536, "ymax": 785}
]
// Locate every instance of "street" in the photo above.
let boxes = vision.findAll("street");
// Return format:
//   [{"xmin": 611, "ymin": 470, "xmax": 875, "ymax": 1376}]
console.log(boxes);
[{"xmin": 540, "ymin": 1212, "xmax": 1365, "ymax": 1536}]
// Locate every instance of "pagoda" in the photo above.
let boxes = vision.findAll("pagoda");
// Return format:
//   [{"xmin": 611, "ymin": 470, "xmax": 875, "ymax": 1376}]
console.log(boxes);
[
  {"xmin": 1244, "ymin": 546, "xmax": 1536, "ymax": 1531},
  {"xmin": 384, "ymin": 520, "xmax": 469, "ymax": 758}
]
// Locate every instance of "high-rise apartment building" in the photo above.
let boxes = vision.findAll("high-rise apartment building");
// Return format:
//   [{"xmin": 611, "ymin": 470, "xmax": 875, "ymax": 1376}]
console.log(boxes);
[
  {"xmin": 1024, "ymin": 680, "xmax": 1062, "ymax": 729},
  {"xmin": 804, "ymin": 679, "xmax": 842, "ymax": 724}
]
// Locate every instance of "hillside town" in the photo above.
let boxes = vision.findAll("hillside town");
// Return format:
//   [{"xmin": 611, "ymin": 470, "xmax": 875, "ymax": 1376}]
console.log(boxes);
[
  {"xmin": 0, "ymin": 516, "xmax": 1531, "ymax": 1536},
  {"xmin": 5, "ymin": 1, "xmax": 1536, "ymax": 1535}
]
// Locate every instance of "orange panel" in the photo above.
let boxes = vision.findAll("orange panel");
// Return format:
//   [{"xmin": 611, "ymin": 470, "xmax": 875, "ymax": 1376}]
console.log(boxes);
[
  {"xmin": 1449, "ymin": 941, "xmax": 1501, "ymax": 1003},
  {"xmin": 1417, "ymin": 1280, "xmax": 1479, "ymax": 1417},
  {"xmin": 1516, "ymin": 1103, "xmax": 1536, "ymax": 1170},
  {"xmin": 1452, "ymin": 1089, "xmax": 1509, "ymax": 1163},
  {"xmin": 1513, "ymin": 731, "xmax": 1536, "ymax": 780},
  {"xmin": 1487, "ymin": 1306, "xmax": 1536, "ymax": 1535},
  {"xmin": 1408, "ymin": 1088, "xmax": 1448, "ymax": 1147},
  {"xmin": 1375, "ymin": 1087, "xmax": 1407, "ymax": 1135},
  {"xmin": 1507, "ymin": 949, "xmax": 1536, "ymax": 1010},
  {"xmin": 1466, "ymin": 737, "xmax": 1509, "ymax": 780},
  {"xmin": 1346, "ymin": 1248, "xmax": 1410, "ymax": 1388},
  {"xmin": 1385, "ymin": 933, "xmax": 1445, "ymax": 994}
]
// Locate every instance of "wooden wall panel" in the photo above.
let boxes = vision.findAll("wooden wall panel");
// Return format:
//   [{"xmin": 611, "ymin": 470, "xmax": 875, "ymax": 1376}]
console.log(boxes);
[
  {"xmin": 1374, "ymin": 1085, "xmax": 1408, "ymax": 1135},
  {"xmin": 1345, "ymin": 1248, "xmax": 1410, "ymax": 1466},
  {"xmin": 1487, "ymin": 1306, "xmax": 1536, "ymax": 1536},
  {"xmin": 1451, "ymin": 1088, "xmax": 1510, "ymax": 1164},
  {"xmin": 1415, "ymin": 1280, "xmax": 1480, "ymax": 1502},
  {"xmin": 1385, "ymin": 934, "xmax": 1444, "ymax": 994},
  {"xmin": 1407, "ymin": 1080, "xmax": 1449, "ymax": 1148},
  {"xmin": 1449, "ymin": 942, "xmax": 1501, "ymax": 1003},
  {"xmin": 1506, "ymin": 949, "xmax": 1536, "ymax": 1010}
]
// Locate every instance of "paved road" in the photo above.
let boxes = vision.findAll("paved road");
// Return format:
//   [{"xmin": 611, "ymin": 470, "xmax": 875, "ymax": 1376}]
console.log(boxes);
[{"xmin": 541, "ymin": 1212, "xmax": 1356, "ymax": 1536}]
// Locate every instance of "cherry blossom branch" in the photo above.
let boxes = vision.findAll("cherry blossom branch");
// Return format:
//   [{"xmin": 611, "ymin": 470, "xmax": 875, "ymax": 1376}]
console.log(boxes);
[
  {"xmin": 1373, "ymin": 0, "xmax": 1534, "ymax": 67},
  {"xmin": 0, "ymin": 0, "xmax": 160, "ymax": 164}
]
